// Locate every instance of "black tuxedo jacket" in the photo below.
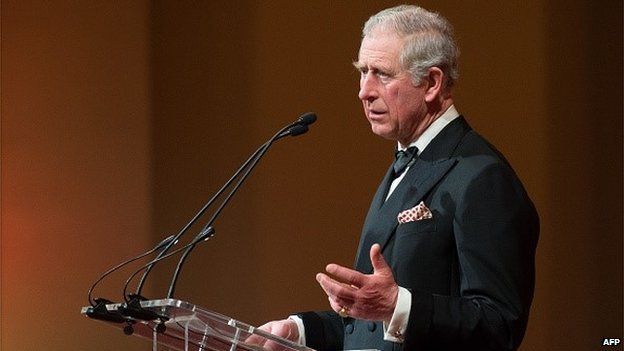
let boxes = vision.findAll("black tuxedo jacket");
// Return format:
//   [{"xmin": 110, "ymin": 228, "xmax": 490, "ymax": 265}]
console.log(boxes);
[{"xmin": 300, "ymin": 117, "xmax": 539, "ymax": 351}]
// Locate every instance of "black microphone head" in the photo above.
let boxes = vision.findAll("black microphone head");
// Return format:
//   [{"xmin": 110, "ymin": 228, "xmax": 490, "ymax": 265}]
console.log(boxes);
[
  {"xmin": 297, "ymin": 112, "xmax": 317, "ymax": 126},
  {"xmin": 288, "ymin": 124, "xmax": 309, "ymax": 136}
]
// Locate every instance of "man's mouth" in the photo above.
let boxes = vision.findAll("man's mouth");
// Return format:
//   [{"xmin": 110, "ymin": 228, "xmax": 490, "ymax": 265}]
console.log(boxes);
[{"xmin": 368, "ymin": 109, "xmax": 387, "ymax": 119}]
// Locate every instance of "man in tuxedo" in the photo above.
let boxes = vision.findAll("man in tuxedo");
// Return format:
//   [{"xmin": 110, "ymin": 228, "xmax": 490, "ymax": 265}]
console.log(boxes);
[{"xmin": 252, "ymin": 5, "xmax": 539, "ymax": 351}]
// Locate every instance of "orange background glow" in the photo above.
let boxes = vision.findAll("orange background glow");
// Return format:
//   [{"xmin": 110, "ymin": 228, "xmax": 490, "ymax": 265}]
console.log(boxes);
[{"xmin": 1, "ymin": 1, "xmax": 622, "ymax": 351}]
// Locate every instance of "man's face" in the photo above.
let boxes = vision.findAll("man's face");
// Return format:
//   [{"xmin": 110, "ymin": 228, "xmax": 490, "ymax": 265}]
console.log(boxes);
[{"xmin": 355, "ymin": 30, "xmax": 428, "ymax": 146}]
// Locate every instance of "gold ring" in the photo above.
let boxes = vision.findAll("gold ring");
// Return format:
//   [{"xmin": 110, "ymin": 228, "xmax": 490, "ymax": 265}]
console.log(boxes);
[{"xmin": 338, "ymin": 306, "xmax": 349, "ymax": 317}]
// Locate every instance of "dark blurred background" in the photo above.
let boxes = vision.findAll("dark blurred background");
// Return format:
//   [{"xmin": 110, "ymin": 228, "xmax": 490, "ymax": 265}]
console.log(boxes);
[{"xmin": 1, "ymin": 1, "xmax": 622, "ymax": 350}]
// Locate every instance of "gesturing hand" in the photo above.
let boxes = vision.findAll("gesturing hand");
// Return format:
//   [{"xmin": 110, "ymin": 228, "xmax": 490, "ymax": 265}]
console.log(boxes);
[{"xmin": 316, "ymin": 243, "xmax": 398, "ymax": 322}]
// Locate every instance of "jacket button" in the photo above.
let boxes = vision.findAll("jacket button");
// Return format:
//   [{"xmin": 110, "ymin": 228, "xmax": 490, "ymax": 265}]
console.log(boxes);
[
  {"xmin": 367, "ymin": 322, "xmax": 377, "ymax": 332},
  {"xmin": 345, "ymin": 323, "xmax": 354, "ymax": 334}
]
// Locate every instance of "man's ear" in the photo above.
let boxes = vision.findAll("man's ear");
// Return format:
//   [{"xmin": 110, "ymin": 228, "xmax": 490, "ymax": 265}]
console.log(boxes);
[{"xmin": 424, "ymin": 67, "xmax": 444, "ymax": 103}]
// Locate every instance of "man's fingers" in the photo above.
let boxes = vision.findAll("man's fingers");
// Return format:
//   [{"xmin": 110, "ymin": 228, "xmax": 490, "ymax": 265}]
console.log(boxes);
[
  {"xmin": 316, "ymin": 273, "xmax": 357, "ymax": 303},
  {"xmin": 325, "ymin": 263, "xmax": 366, "ymax": 287},
  {"xmin": 328, "ymin": 296, "xmax": 342, "ymax": 311},
  {"xmin": 369, "ymin": 243, "xmax": 391, "ymax": 274},
  {"xmin": 246, "ymin": 323, "xmax": 271, "ymax": 346},
  {"xmin": 245, "ymin": 334, "xmax": 265, "ymax": 347},
  {"xmin": 246, "ymin": 319, "xmax": 299, "ymax": 350}
]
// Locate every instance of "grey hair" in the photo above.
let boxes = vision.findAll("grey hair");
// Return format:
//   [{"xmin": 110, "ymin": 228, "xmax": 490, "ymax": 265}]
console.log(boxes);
[{"xmin": 362, "ymin": 5, "xmax": 459, "ymax": 88}]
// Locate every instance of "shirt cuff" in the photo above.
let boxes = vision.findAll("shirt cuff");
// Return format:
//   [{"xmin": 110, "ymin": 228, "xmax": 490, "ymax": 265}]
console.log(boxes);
[
  {"xmin": 288, "ymin": 315, "xmax": 306, "ymax": 346},
  {"xmin": 382, "ymin": 286, "xmax": 412, "ymax": 343}
]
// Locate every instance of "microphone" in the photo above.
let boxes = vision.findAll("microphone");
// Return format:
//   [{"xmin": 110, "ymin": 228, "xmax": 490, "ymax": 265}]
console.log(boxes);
[
  {"xmin": 131, "ymin": 113, "xmax": 317, "ymax": 300},
  {"xmin": 297, "ymin": 111, "xmax": 317, "ymax": 126},
  {"xmin": 288, "ymin": 124, "xmax": 309, "ymax": 136},
  {"xmin": 277, "ymin": 112, "xmax": 316, "ymax": 138},
  {"xmin": 165, "ymin": 112, "xmax": 317, "ymax": 298}
]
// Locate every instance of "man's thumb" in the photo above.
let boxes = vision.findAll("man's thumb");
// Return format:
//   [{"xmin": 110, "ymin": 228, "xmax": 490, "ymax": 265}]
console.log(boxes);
[{"xmin": 370, "ymin": 243, "xmax": 391, "ymax": 273}]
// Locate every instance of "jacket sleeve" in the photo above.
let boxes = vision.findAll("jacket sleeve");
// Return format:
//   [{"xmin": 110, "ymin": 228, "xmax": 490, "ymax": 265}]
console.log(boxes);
[
  {"xmin": 404, "ymin": 161, "xmax": 539, "ymax": 351},
  {"xmin": 298, "ymin": 310, "xmax": 344, "ymax": 351}
]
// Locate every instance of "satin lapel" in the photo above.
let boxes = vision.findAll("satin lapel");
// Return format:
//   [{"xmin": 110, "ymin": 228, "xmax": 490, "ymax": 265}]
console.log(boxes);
[
  {"xmin": 355, "ymin": 157, "xmax": 457, "ymax": 273},
  {"xmin": 372, "ymin": 166, "xmax": 395, "ymax": 211},
  {"xmin": 354, "ymin": 165, "xmax": 394, "ymax": 268}
]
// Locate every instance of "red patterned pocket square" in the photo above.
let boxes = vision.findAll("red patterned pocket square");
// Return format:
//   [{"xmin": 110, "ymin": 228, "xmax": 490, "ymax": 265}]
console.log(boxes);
[{"xmin": 397, "ymin": 201, "xmax": 433, "ymax": 224}]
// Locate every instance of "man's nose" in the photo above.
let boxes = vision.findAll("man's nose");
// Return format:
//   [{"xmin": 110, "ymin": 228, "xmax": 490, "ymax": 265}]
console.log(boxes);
[{"xmin": 358, "ymin": 74, "xmax": 379, "ymax": 101}]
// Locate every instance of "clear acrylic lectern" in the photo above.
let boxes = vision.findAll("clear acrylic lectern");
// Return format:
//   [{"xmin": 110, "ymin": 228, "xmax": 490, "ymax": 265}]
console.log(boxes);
[{"xmin": 81, "ymin": 298, "xmax": 314, "ymax": 351}]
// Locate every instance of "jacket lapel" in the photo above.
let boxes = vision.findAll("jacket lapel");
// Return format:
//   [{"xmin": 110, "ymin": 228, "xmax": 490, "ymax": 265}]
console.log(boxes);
[{"xmin": 372, "ymin": 166, "xmax": 395, "ymax": 211}]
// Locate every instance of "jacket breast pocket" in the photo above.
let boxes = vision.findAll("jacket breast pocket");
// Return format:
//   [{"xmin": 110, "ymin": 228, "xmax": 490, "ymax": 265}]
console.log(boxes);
[{"xmin": 395, "ymin": 217, "xmax": 437, "ymax": 237}]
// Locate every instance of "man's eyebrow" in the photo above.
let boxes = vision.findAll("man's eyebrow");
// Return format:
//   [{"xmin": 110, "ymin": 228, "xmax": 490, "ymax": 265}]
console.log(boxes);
[
  {"xmin": 352, "ymin": 61, "xmax": 383, "ymax": 71},
  {"xmin": 353, "ymin": 61, "xmax": 397, "ymax": 76}
]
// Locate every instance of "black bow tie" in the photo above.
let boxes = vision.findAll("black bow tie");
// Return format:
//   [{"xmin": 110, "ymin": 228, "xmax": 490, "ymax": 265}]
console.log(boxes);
[{"xmin": 393, "ymin": 146, "xmax": 418, "ymax": 175}]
